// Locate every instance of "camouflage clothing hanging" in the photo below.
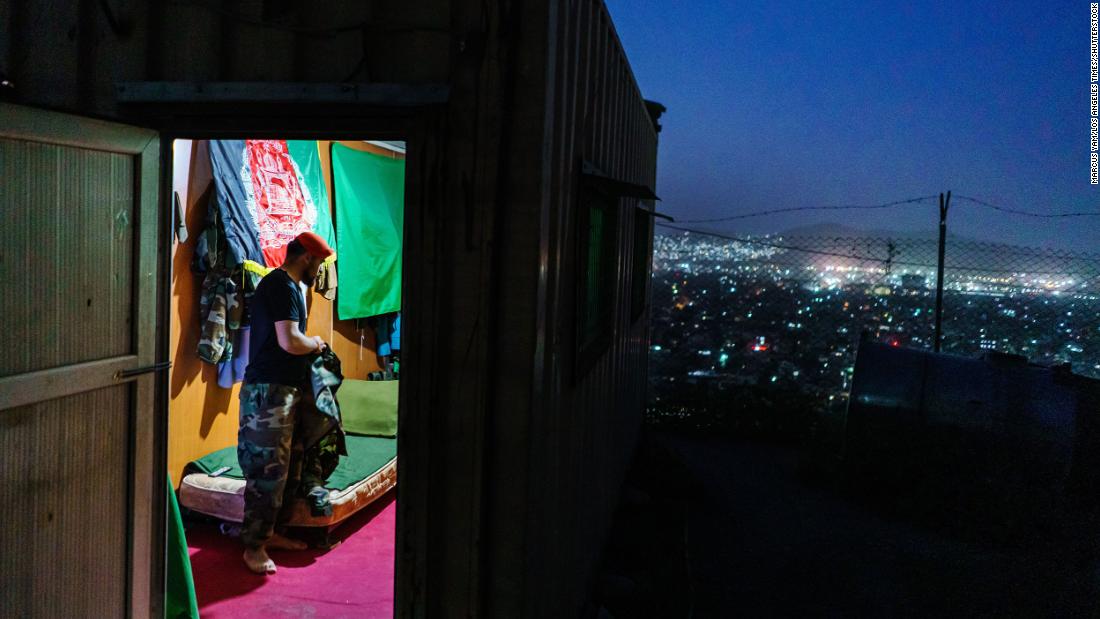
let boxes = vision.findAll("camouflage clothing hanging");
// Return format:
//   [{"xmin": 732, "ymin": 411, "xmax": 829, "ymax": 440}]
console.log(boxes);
[{"xmin": 194, "ymin": 192, "xmax": 262, "ymax": 367}]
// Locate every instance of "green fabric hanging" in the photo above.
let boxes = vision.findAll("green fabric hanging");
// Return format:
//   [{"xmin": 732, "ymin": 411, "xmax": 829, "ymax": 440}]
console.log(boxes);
[
  {"xmin": 165, "ymin": 474, "xmax": 200, "ymax": 619},
  {"xmin": 287, "ymin": 141, "xmax": 338, "ymax": 256},
  {"xmin": 332, "ymin": 144, "xmax": 405, "ymax": 319}
]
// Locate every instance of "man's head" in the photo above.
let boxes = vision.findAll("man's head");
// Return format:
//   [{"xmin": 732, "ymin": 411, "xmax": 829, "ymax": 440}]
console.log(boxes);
[{"xmin": 282, "ymin": 232, "xmax": 334, "ymax": 286}]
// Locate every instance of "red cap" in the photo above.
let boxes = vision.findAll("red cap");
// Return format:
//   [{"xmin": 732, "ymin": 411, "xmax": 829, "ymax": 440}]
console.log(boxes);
[{"xmin": 295, "ymin": 232, "xmax": 334, "ymax": 259}]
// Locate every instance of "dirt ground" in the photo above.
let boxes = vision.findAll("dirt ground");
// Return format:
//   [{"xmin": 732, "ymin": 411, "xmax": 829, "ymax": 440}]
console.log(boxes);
[{"xmin": 592, "ymin": 431, "xmax": 1100, "ymax": 618}]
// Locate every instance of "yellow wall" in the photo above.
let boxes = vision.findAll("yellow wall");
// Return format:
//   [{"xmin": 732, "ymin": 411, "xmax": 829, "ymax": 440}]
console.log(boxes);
[{"xmin": 167, "ymin": 139, "xmax": 404, "ymax": 484}]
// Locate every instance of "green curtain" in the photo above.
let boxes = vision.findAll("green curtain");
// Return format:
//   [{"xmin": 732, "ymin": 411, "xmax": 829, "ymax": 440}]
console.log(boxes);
[
  {"xmin": 287, "ymin": 141, "xmax": 338, "ymax": 256},
  {"xmin": 165, "ymin": 474, "xmax": 200, "ymax": 619},
  {"xmin": 332, "ymin": 143, "xmax": 405, "ymax": 319}
]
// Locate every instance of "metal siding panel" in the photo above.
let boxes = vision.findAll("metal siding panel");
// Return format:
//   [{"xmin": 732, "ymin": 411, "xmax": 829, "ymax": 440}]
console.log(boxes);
[
  {"xmin": 0, "ymin": 384, "xmax": 130, "ymax": 618},
  {"xmin": 544, "ymin": 5, "xmax": 588, "ymax": 604},
  {"xmin": 616, "ymin": 62, "xmax": 626, "ymax": 176},
  {"xmin": 549, "ymin": 0, "xmax": 580, "ymax": 533},
  {"xmin": 634, "ymin": 108, "xmax": 641, "ymax": 183},
  {"xmin": 155, "ymin": 2, "xmax": 224, "ymax": 81},
  {"xmin": 620, "ymin": 74, "xmax": 628, "ymax": 174},
  {"xmin": 578, "ymin": 0, "xmax": 595, "ymax": 160},
  {"xmin": 606, "ymin": 53, "xmax": 618, "ymax": 174},
  {"xmin": 537, "ymin": 2, "xmax": 660, "ymax": 611},
  {"xmin": 609, "ymin": 57, "xmax": 620, "ymax": 175},
  {"xmin": 623, "ymin": 70, "xmax": 632, "ymax": 176},
  {"xmin": 604, "ymin": 30, "xmax": 616, "ymax": 168},
  {"xmin": 599, "ymin": 22, "xmax": 609, "ymax": 163},
  {"xmin": 592, "ymin": 22, "xmax": 604, "ymax": 165},
  {"xmin": 632, "ymin": 102, "xmax": 639, "ymax": 183},
  {"xmin": 589, "ymin": 1, "xmax": 604, "ymax": 161},
  {"xmin": 609, "ymin": 58, "xmax": 619, "ymax": 175},
  {"xmin": 0, "ymin": 138, "xmax": 134, "ymax": 378},
  {"xmin": 8, "ymin": 0, "xmax": 80, "ymax": 109}
]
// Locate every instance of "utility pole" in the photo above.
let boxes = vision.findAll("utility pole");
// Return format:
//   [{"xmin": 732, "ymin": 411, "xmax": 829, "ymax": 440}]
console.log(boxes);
[{"xmin": 934, "ymin": 190, "xmax": 951, "ymax": 353}]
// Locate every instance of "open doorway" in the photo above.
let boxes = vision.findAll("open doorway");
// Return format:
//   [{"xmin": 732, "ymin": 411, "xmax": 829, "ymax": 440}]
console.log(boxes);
[{"xmin": 167, "ymin": 138, "xmax": 406, "ymax": 617}]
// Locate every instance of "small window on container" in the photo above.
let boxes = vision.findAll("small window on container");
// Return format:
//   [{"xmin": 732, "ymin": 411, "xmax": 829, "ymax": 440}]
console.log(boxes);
[{"xmin": 576, "ymin": 186, "xmax": 619, "ymax": 377}]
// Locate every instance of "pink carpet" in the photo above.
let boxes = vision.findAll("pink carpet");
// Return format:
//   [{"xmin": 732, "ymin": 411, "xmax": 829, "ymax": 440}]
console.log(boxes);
[{"xmin": 187, "ymin": 492, "xmax": 396, "ymax": 619}]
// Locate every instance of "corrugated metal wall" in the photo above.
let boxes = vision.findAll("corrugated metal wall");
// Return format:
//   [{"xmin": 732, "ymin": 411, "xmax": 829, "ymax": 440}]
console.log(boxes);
[
  {"xmin": 525, "ymin": 0, "xmax": 660, "ymax": 613},
  {"xmin": 2, "ymin": 0, "xmax": 451, "ymax": 114}
]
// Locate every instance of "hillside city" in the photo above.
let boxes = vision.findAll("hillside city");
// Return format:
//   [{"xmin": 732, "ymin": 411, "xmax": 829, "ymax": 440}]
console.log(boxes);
[{"xmin": 647, "ymin": 230, "xmax": 1100, "ymax": 434}]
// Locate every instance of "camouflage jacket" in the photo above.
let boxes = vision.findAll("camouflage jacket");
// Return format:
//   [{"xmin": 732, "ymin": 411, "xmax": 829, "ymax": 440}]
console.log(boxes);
[
  {"xmin": 195, "ymin": 194, "xmax": 261, "ymax": 365},
  {"xmin": 299, "ymin": 348, "xmax": 347, "ymax": 455}
]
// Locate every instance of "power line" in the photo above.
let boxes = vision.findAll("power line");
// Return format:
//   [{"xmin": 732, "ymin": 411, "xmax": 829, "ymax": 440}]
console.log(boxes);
[
  {"xmin": 944, "ymin": 195, "xmax": 1100, "ymax": 218},
  {"xmin": 674, "ymin": 195, "xmax": 940, "ymax": 224},
  {"xmin": 670, "ymin": 193, "xmax": 1100, "ymax": 224}
]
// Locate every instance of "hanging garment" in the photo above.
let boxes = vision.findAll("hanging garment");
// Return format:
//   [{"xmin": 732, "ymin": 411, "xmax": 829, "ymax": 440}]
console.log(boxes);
[
  {"xmin": 197, "ymin": 262, "xmax": 260, "ymax": 367},
  {"xmin": 197, "ymin": 269, "xmax": 230, "ymax": 364},
  {"xmin": 301, "ymin": 348, "xmax": 347, "ymax": 517},
  {"xmin": 332, "ymin": 144, "xmax": 404, "ymax": 319},
  {"xmin": 301, "ymin": 348, "xmax": 346, "ymax": 452},
  {"xmin": 206, "ymin": 140, "xmax": 264, "ymax": 268},
  {"xmin": 216, "ymin": 326, "xmax": 251, "ymax": 389},
  {"xmin": 391, "ymin": 313, "xmax": 401, "ymax": 352},
  {"xmin": 373, "ymin": 312, "xmax": 401, "ymax": 357},
  {"xmin": 314, "ymin": 260, "xmax": 338, "ymax": 300}
]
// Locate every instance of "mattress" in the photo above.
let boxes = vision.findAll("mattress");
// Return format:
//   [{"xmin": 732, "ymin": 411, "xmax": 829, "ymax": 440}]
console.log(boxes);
[{"xmin": 178, "ymin": 435, "xmax": 397, "ymax": 528}]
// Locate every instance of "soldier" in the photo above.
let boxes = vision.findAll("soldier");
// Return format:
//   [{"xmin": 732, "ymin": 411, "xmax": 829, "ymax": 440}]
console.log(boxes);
[{"xmin": 238, "ymin": 232, "xmax": 333, "ymax": 575}]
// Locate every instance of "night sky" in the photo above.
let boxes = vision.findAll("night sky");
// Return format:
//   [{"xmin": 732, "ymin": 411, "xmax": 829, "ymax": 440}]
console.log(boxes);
[{"xmin": 605, "ymin": 1, "xmax": 1098, "ymax": 252}]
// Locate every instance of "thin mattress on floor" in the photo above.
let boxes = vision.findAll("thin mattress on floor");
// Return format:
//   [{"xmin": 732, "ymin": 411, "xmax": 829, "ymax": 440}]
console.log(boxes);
[{"xmin": 178, "ymin": 434, "xmax": 397, "ymax": 528}]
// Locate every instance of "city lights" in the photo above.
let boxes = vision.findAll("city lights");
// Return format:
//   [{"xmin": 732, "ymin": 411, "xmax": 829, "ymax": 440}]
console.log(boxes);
[{"xmin": 648, "ymin": 231, "xmax": 1100, "ymax": 424}]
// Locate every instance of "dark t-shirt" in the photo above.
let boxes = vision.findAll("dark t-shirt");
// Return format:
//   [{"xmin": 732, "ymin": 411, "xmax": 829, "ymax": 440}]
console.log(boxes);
[{"xmin": 245, "ymin": 269, "xmax": 310, "ymax": 387}]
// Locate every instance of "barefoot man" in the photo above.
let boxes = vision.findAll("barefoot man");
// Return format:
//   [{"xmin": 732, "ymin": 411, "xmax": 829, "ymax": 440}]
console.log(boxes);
[{"xmin": 238, "ymin": 232, "xmax": 333, "ymax": 574}]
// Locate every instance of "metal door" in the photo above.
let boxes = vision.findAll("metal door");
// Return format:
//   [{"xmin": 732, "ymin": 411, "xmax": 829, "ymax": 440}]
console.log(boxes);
[{"xmin": 0, "ymin": 104, "xmax": 162, "ymax": 618}]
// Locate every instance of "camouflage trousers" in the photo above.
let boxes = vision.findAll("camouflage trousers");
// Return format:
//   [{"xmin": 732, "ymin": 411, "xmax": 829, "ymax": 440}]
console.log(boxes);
[{"xmin": 237, "ymin": 382, "xmax": 329, "ymax": 549}]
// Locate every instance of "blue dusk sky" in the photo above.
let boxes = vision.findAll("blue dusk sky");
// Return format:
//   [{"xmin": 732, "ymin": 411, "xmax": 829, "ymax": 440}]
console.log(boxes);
[{"xmin": 605, "ymin": 1, "xmax": 1098, "ymax": 251}]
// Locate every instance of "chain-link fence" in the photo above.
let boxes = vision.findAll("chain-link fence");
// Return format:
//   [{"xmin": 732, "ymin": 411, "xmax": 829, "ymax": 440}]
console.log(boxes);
[
  {"xmin": 941, "ymin": 240, "xmax": 1100, "ymax": 370},
  {"xmin": 646, "ymin": 229, "xmax": 1100, "ymax": 435}
]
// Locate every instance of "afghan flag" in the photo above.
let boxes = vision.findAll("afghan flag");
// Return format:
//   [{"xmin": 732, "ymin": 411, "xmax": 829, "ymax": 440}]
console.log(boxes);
[{"xmin": 208, "ymin": 140, "xmax": 337, "ymax": 274}]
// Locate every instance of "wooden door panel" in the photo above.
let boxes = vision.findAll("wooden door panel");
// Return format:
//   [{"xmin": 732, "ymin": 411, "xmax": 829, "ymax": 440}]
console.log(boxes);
[
  {"xmin": 0, "ymin": 384, "xmax": 130, "ymax": 618},
  {"xmin": 0, "ymin": 138, "xmax": 136, "ymax": 377},
  {"xmin": 0, "ymin": 104, "xmax": 162, "ymax": 618}
]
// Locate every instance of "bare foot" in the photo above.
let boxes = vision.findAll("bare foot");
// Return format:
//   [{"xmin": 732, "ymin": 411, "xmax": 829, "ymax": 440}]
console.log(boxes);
[
  {"xmin": 267, "ymin": 533, "xmax": 308, "ymax": 551},
  {"xmin": 243, "ymin": 548, "xmax": 276, "ymax": 574}
]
